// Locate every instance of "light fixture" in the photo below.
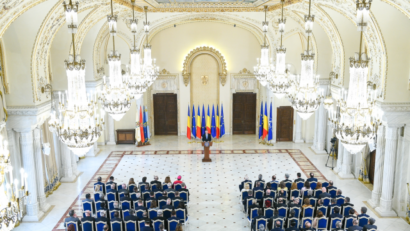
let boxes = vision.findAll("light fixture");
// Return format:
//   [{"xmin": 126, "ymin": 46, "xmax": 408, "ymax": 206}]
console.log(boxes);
[
  {"xmin": 288, "ymin": 0, "xmax": 323, "ymax": 120},
  {"xmin": 254, "ymin": 5, "xmax": 275, "ymax": 87},
  {"xmin": 99, "ymin": 0, "xmax": 132, "ymax": 121},
  {"xmin": 49, "ymin": 0, "xmax": 104, "ymax": 156},
  {"xmin": 267, "ymin": 0, "xmax": 290, "ymax": 98},
  {"xmin": 141, "ymin": 6, "xmax": 159, "ymax": 87},
  {"xmin": 328, "ymin": 0, "xmax": 382, "ymax": 154}
]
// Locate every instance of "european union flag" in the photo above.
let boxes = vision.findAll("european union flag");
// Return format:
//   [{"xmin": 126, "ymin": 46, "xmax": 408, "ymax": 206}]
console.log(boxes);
[
  {"xmin": 259, "ymin": 101, "xmax": 263, "ymax": 139},
  {"xmin": 201, "ymin": 105, "xmax": 206, "ymax": 136},
  {"xmin": 220, "ymin": 104, "xmax": 225, "ymax": 138},
  {"xmin": 211, "ymin": 105, "xmax": 216, "ymax": 138},
  {"xmin": 192, "ymin": 104, "xmax": 196, "ymax": 139}
]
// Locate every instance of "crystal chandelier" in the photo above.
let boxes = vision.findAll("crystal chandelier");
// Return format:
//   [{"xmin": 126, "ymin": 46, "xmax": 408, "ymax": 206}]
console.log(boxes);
[
  {"xmin": 49, "ymin": 0, "xmax": 104, "ymax": 156},
  {"xmin": 268, "ymin": 0, "xmax": 290, "ymax": 98},
  {"xmin": 328, "ymin": 0, "xmax": 381, "ymax": 154},
  {"xmin": 0, "ymin": 135, "xmax": 29, "ymax": 230},
  {"xmin": 141, "ymin": 6, "xmax": 159, "ymax": 87},
  {"xmin": 99, "ymin": 0, "xmax": 132, "ymax": 121},
  {"xmin": 254, "ymin": 5, "xmax": 275, "ymax": 87},
  {"xmin": 288, "ymin": 0, "xmax": 323, "ymax": 120}
]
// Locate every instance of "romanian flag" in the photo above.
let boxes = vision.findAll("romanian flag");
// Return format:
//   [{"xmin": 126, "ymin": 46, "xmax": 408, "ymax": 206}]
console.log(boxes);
[
  {"xmin": 201, "ymin": 105, "xmax": 206, "ymax": 136},
  {"xmin": 263, "ymin": 101, "xmax": 268, "ymax": 139},
  {"xmin": 211, "ymin": 105, "xmax": 216, "ymax": 138},
  {"xmin": 192, "ymin": 104, "xmax": 196, "ymax": 139},
  {"xmin": 139, "ymin": 106, "xmax": 145, "ymax": 143},
  {"xmin": 220, "ymin": 104, "xmax": 225, "ymax": 138},
  {"xmin": 216, "ymin": 104, "xmax": 220, "ymax": 139},
  {"xmin": 259, "ymin": 102, "xmax": 263, "ymax": 139},
  {"xmin": 187, "ymin": 105, "xmax": 191, "ymax": 140},
  {"xmin": 197, "ymin": 106, "xmax": 201, "ymax": 139},
  {"xmin": 206, "ymin": 105, "xmax": 211, "ymax": 133}
]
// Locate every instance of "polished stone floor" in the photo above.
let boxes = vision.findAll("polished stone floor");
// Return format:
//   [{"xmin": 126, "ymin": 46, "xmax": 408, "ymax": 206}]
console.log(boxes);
[{"xmin": 16, "ymin": 135, "xmax": 410, "ymax": 231}]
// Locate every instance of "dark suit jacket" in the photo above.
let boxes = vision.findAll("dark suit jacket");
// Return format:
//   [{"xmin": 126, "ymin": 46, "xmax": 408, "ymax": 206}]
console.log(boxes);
[
  {"xmin": 162, "ymin": 205, "xmax": 174, "ymax": 210},
  {"xmin": 271, "ymin": 228, "xmax": 285, "ymax": 231},
  {"xmin": 306, "ymin": 178, "xmax": 318, "ymax": 182},
  {"xmin": 347, "ymin": 225, "xmax": 363, "ymax": 231},
  {"xmin": 118, "ymin": 189, "xmax": 130, "ymax": 195},
  {"xmin": 330, "ymin": 213, "xmax": 343, "ymax": 218},
  {"xmin": 363, "ymin": 224, "xmax": 377, "ymax": 231},
  {"xmin": 106, "ymin": 181, "xmax": 117, "ymax": 190},
  {"xmin": 327, "ymin": 186, "xmax": 337, "ymax": 191},
  {"xmin": 141, "ymin": 227, "xmax": 154, "ymax": 231},
  {"xmin": 111, "ymin": 217, "xmax": 125, "ymax": 231},
  {"xmin": 152, "ymin": 216, "xmax": 167, "ymax": 229},
  {"xmin": 319, "ymin": 192, "xmax": 331, "ymax": 199},
  {"xmin": 124, "ymin": 215, "xmax": 138, "ymax": 222},
  {"xmin": 294, "ymin": 178, "xmax": 304, "ymax": 183},
  {"xmin": 285, "ymin": 227, "xmax": 300, "ymax": 231},
  {"xmin": 202, "ymin": 133, "xmax": 212, "ymax": 141},
  {"xmin": 95, "ymin": 216, "xmax": 110, "ymax": 229},
  {"xmin": 64, "ymin": 216, "xmax": 81, "ymax": 227},
  {"xmin": 358, "ymin": 214, "xmax": 370, "ymax": 218}
]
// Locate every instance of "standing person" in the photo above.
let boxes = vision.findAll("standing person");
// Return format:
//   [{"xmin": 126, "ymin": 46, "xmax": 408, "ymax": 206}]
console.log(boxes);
[{"xmin": 202, "ymin": 130, "xmax": 212, "ymax": 144}]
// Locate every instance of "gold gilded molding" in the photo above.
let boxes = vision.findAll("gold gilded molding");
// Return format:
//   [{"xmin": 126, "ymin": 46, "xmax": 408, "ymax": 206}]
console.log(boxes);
[{"xmin": 182, "ymin": 46, "xmax": 227, "ymax": 87}]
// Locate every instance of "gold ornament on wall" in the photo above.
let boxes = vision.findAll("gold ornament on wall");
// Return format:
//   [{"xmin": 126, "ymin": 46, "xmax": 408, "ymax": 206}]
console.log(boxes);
[
  {"xmin": 201, "ymin": 75, "xmax": 209, "ymax": 85},
  {"xmin": 161, "ymin": 82, "xmax": 168, "ymax": 88}
]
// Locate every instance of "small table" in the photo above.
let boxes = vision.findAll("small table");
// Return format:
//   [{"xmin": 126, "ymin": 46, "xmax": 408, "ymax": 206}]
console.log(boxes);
[
  {"xmin": 116, "ymin": 129, "xmax": 135, "ymax": 144},
  {"xmin": 202, "ymin": 142, "xmax": 213, "ymax": 162}
]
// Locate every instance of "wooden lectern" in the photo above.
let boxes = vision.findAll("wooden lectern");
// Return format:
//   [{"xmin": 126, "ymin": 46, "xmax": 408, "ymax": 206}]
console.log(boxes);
[{"xmin": 201, "ymin": 142, "xmax": 213, "ymax": 162}]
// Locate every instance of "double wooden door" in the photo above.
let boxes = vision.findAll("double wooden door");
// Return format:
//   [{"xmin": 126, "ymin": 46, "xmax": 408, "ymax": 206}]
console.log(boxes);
[
  {"xmin": 153, "ymin": 93, "xmax": 178, "ymax": 135},
  {"xmin": 276, "ymin": 106, "xmax": 294, "ymax": 141},
  {"xmin": 232, "ymin": 93, "xmax": 257, "ymax": 134}
]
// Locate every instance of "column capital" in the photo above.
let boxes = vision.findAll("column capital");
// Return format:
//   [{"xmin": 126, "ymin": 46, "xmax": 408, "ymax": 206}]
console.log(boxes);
[{"xmin": 6, "ymin": 101, "xmax": 51, "ymax": 131}]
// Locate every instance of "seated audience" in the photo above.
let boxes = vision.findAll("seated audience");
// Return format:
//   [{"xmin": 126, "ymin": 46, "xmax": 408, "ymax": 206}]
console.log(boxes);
[
  {"xmin": 163, "ymin": 198, "xmax": 174, "ymax": 210},
  {"xmin": 68, "ymin": 224, "xmax": 76, "ymax": 231},
  {"xmin": 277, "ymin": 182, "xmax": 288, "ymax": 198},
  {"xmin": 248, "ymin": 199, "xmax": 260, "ymax": 217},
  {"xmin": 82, "ymin": 193, "xmax": 95, "ymax": 213},
  {"xmin": 358, "ymin": 207, "xmax": 370, "ymax": 218},
  {"xmin": 312, "ymin": 210, "xmax": 324, "ymax": 229},
  {"xmin": 177, "ymin": 200, "xmax": 188, "ymax": 215},
  {"xmin": 173, "ymin": 175, "xmax": 185, "ymax": 188},
  {"xmin": 302, "ymin": 198, "xmax": 312, "ymax": 208},
  {"xmin": 301, "ymin": 221, "xmax": 314, "ymax": 231},
  {"xmin": 285, "ymin": 220, "xmax": 299, "ymax": 231},
  {"xmin": 151, "ymin": 175, "xmax": 162, "ymax": 188},
  {"xmin": 124, "ymin": 209, "xmax": 138, "ymax": 222},
  {"xmin": 111, "ymin": 211, "xmax": 124, "ymax": 231},
  {"xmin": 94, "ymin": 176, "xmax": 106, "ymax": 194},
  {"xmin": 164, "ymin": 176, "xmax": 172, "ymax": 186},
  {"xmin": 347, "ymin": 219, "xmax": 362, "ymax": 231},
  {"xmin": 239, "ymin": 175, "xmax": 252, "ymax": 191},
  {"xmin": 305, "ymin": 173, "xmax": 317, "ymax": 183},
  {"xmin": 342, "ymin": 197, "xmax": 354, "ymax": 207},
  {"xmin": 167, "ymin": 210, "xmax": 179, "ymax": 224},
  {"xmin": 330, "ymin": 207, "xmax": 343, "ymax": 219},
  {"xmin": 319, "ymin": 187, "xmax": 331, "ymax": 199},
  {"xmin": 254, "ymin": 174, "xmax": 265, "ymax": 188},
  {"xmin": 177, "ymin": 183, "xmax": 190, "ymax": 200},
  {"xmin": 241, "ymin": 183, "xmax": 251, "ymax": 201},
  {"xmin": 118, "ymin": 183, "xmax": 129, "ymax": 195},
  {"xmin": 107, "ymin": 176, "xmax": 117, "ymax": 190},
  {"xmin": 254, "ymin": 182, "xmax": 263, "ymax": 193},
  {"xmin": 332, "ymin": 221, "xmax": 343, "ymax": 231},
  {"xmin": 327, "ymin": 180, "xmax": 337, "ymax": 191},
  {"xmin": 251, "ymin": 209, "xmax": 266, "ymax": 231},
  {"xmin": 294, "ymin": 172, "xmax": 304, "ymax": 183},
  {"xmin": 141, "ymin": 220, "xmax": 154, "ymax": 231},
  {"xmin": 135, "ymin": 200, "xmax": 147, "ymax": 211},
  {"xmin": 152, "ymin": 210, "xmax": 167, "ymax": 229},
  {"xmin": 271, "ymin": 220, "xmax": 285, "ymax": 231},
  {"xmin": 64, "ymin": 209, "xmax": 81, "ymax": 228},
  {"xmin": 141, "ymin": 211, "xmax": 151, "ymax": 223},
  {"xmin": 81, "ymin": 210, "xmax": 95, "ymax": 229},
  {"xmin": 301, "ymin": 181, "xmax": 310, "ymax": 192},
  {"xmin": 281, "ymin": 173, "xmax": 292, "ymax": 185},
  {"xmin": 363, "ymin": 217, "xmax": 377, "ymax": 231},
  {"xmin": 96, "ymin": 210, "xmax": 110, "ymax": 228},
  {"xmin": 336, "ymin": 189, "xmax": 344, "ymax": 199}
]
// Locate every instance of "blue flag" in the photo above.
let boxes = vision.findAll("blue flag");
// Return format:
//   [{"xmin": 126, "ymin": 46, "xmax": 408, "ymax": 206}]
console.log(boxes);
[
  {"xmin": 143, "ymin": 106, "xmax": 148, "ymax": 142},
  {"xmin": 259, "ymin": 101, "xmax": 263, "ymax": 139},
  {"xmin": 268, "ymin": 101, "xmax": 273, "ymax": 141},
  {"xmin": 145, "ymin": 106, "xmax": 150, "ymax": 140},
  {"xmin": 201, "ymin": 104, "xmax": 206, "ymax": 136},
  {"xmin": 192, "ymin": 104, "xmax": 196, "ymax": 139},
  {"xmin": 220, "ymin": 104, "xmax": 225, "ymax": 138},
  {"xmin": 211, "ymin": 105, "xmax": 216, "ymax": 138}
]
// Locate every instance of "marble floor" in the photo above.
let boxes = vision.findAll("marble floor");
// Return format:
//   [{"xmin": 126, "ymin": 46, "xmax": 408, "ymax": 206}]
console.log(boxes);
[{"xmin": 16, "ymin": 135, "xmax": 410, "ymax": 231}]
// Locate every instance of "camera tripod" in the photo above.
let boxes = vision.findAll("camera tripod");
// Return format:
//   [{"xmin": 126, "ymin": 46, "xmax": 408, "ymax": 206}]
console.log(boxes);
[{"xmin": 326, "ymin": 142, "xmax": 337, "ymax": 170}]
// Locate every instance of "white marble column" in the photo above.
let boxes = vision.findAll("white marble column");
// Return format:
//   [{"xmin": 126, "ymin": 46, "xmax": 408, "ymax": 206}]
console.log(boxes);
[
  {"xmin": 107, "ymin": 116, "xmax": 116, "ymax": 145},
  {"xmin": 312, "ymin": 110, "xmax": 319, "ymax": 148},
  {"xmin": 71, "ymin": 152, "xmax": 79, "ymax": 176},
  {"xmin": 368, "ymin": 126, "xmax": 386, "ymax": 208},
  {"xmin": 52, "ymin": 133, "xmax": 62, "ymax": 179},
  {"xmin": 19, "ymin": 130, "xmax": 44, "ymax": 221},
  {"xmin": 86, "ymin": 145, "xmax": 95, "ymax": 157},
  {"xmin": 7, "ymin": 129, "xmax": 23, "ymax": 188},
  {"xmin": 376, "ymin": 125, "xmax": 400, "ymax": 216},
  {"xmin": 312, "ymin": 104, "xmax": 327, "ymax": 154},
  {"xmin": 33, "ymin": 128, "xmax": 51, "ymax": 212},
  {"xmin": 294, "ymin": 114, "xmax": 304, "ymax": 143},
  {"xmin": 60, "ymin": 144, "xmax": 75, "ymax": 182},
  {"xmin": 338, "ymin": 147, "xmax": 354, "ymax": 178},
  {"xmin": 334, "ymin": 139, "xmax": 344, "ymax": 173}
]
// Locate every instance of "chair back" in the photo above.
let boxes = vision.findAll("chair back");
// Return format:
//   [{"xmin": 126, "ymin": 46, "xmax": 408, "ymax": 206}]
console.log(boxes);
[
  {"xmin": 296, "ymin": 182, "xmax": 304, "ymax": 190},
  {"xmin": 279, "ymin": 190, "xmax": 287, "ymax": 198},
  {"xmin": 149, "ymin": 209, "xmax": 158, "ymax": 219},
  {"xmin": 159, "ymin": 199, "xmax": 167, "ymax": 209},
  {"xmin": 303, "ymin": 190, "xmax": 309, "ymax": 198},
  {"xmin": 317, "ymin": 217, "xmax": 328, "ymax": 230},
  {"xmin": 146, "ymin": 200, "xmax": 152, "ymax": 209},
  {"xmin": 111, "ymin": 221, "xmax": 122, "ymax": 231},
  {"xmin": 301, "ymin": 217, "xmax": 313, "ymax": 228},
  {"xmin": 96, "ymin": 210, "xmax": 104, "ymax": 218},
  {"xmin": 317, "ymin": 206, "xmax": 328, "ymax": 217},
  {"xmin": 66, "ymin": 221, "xmax": 79, "ymax": 231},
  {"xmin": 121, "ymin": 200, "xmax": 131, "ymax": 210},
  {"xmin": 285, "ymin": 182, "xmax": 292, "ymax": 191},
  {"xmin": 330, "ymin": 218, "xmax": 343, "ymax": 229},
  {"xmin": 241, "ymin": 191, "xmax": 248, "ymax": 201},
  {"xmin": 108, "ymin": 201, "xmax": 115, "ymax": 210},
  {"xmin": 173, "ymin": 199, "xmax": 181, "ymax": 208},
  {"xmin": 310, "ymin": 181, "xmax": 317, "ymax": 190},
  {"xmin": 163, "ymin": 208, "xmax": 172, "ymax": 219},
  {"xmin": 368, "ymin": 229, "xmax": 377, "ymax": 231},
  {"xmin": 314, "ymin": 189, "xmax": 322, "ymax": 198},
  {"xmin": 329, "ymin": 188, "xmax": 337, "ymax": 198},
  {"xmin": 255, "ymin": 218, "xmax": 268, "ymax": 231},
  {"xmin": 174, "ymin": 183, "xmax": 182, "ymax": 190},
  {"xmin": 94, "ymin": 193, "xmax": 101, "ymax": 202},
  {"xmin": 322, "ymin": 197, "xmax": 331, "ymax": 206},
  {"xmin": 263, "ymin": 197, "xmax": 273, "ymax": 207},
  {"xmin": 269, "ymin": 190, "xmax": 276, "ymax": 198},
  {"xmin": 179, "ymin": 191, "xmax": 188, "ymax": 202},
  {"xmin": 244, "ymin": 182, "xmax": 252, "ymax": 190},
  {"xmin": 249, "ymin": 207, "xmax": 258, "ymax": 220},
  {"xmin": 107, "ymin": 192, "xmax": 116, "ymax": 202},
  {"xmin": 142, "ymin": 191, "xmax": 150, "ymax": 200},
  {"xmin": 130, "ymin": 192, "xmax": 138, "ymax": 201},
  {"xmin": 136, "ymin": 209, "xmax": 144, "ymax": 219},
  {"xmin": 94, "ymin": 184, "xmax": 103, "ymax": 192},
  {"xmin": 287, "ymin": 218, "xmax": 299, "ymax": 230},
  {"xmin": 291, "ymin": 189, "xmax": 300, "ymax": 198},
  {"xmin": 271, "ymin": 181, "xmax": 278, "ymax": 191},
  {"xmin": 118, "ymin": 192, "xmax": 125, "ymax": 198},
  {"xmin": 162, "ymin": 184, "xmax": 169, "ymax": 190},
  {"xmin": 336, "ymin": 197, "xmax": 345, "ymax": 206},
  {"xmin": 137, "ymin": 220, "xmax": 145, "ymax": 231},
  {"xmin": 82, "ymin": 201, "xmax": 93, "ymax": 215},
  {"xmin": 358, "ymin": 216, "xmax": 370, "ymax": 227},
  {"xmin": 344, "ymin": 217, "xmax": 354, "ymax": 229},
  {"xmin": 272, "ymin": 218, "xmax": 284, "ymax": 229},
  {"xmin": 168, "ymin": 220, "xmax": 179, "ymax": 231},
  {"xmin": 277, "ymin": 206, "xmax": 287, "ymax": 217},
  {"xmin": 175, "ymin": 208, "xmax": 186, "ymax": 222},
  {"xmin": 139, "ymin": 183, "xmax": 147, "ymax": 192},
  {"xmin": 264, "ymin": 207, "xmax": 274, "ymax": 218},
  {"xmin": 343, "ymin": 205, "xmax": 353, "ymax": 217},
  {"xmin": 167, "ymin": 191, "xmax": 175, "ymax": 199},
  {"xmin": 105, "ymin": 184, "xmax": 112, "ymax": 192},
  {"xmin": 289, "ymin": 207, "xmax": 301, "ymax": 218},
  {"xmin": 303, "ymin": 207, "xmax": 314, "ymax": 217},
  {"xmin": 128, "ymin": 184, "xmax": 137, "ymax": 192},
  {"xmin": 246, "ymin": 198, "xmax": 253, "ymax": 210},
  {"xmin": 151, "ymin": 184, "xmax": 158, "ymax": 190},
  {"xmin": 125, "ymin": 220, "xmax": 137, "ymax": 231},
  {"xmin": 109, "ymin": 210, "xmax": 116, "ymax": 219},
  {"xmin": 122, "ymin": 209, "xmax": 130, "ymax": 218},
  {"xmin": 155, "ymin": 191, "xmax": 163, "ymax": 200},
  {"xmin": 259, "ymin": 181, "xmax": 265, "ymax": 189},
  {"xmin": 322, "ymin": 181, "xmax": 329, "ymax": 188},
  {"xmin": 309, "ymin": 198, "xmax": 317, "ymax": 207},
  {"xmin": 95, "ymin": 221, "xmax": 106, "ymax": 231},
  {"xmin": 153, "ymin": 220, "xmax": 164, "ymax": 231},
  {"xmin": 330, "ymin": 205, "xmax": 340, "ymax": 214},
  {"xmin": 254, "ymin": 190, "xmax": 264, "ymax": 200}
]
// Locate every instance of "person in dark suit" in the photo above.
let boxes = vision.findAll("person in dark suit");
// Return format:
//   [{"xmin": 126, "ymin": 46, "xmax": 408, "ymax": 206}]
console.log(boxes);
[
  {"xmin": 248, "ymin": 199, "xmax": 260, "ymax": 218},
  {"xmin": 202, "ymin": 130, "xmax": 212, "ymax": 142},
  {"xmin": 239, "ymin": 175, "xmax": 252, "ymax": 191},
  {"xmin": 251, "ymin": 209, "xmax": 266, "ymax": 231},
  {"xmin": 111, "ymin": 211, "xmax": 125, "ymax": 231},
  {"xmin": 173, "ymin": 192, "xmax": 184, "ymax": 203},
  {"xmin": 347, "ymin": 219, "xmax": 363, "ymax": 231},
  {"xmin": 151, "ymin": 176, "xmax": 162, "ymax": 189},
  {"xmin": 141, "ymin": 220, "xmax": 154, "ymax": 231},
  {"xmin": 81, "ymin": 210, "xmax": 96, "ymax": 230},
  {"xmin": 332, "ymin": 221, "xmax": 343, "ymax": 231},
  {"xmin": 106, "ymin": 176, "xmax": 117, "ymax": 190},
  {"xmin": 118, "ymin": 183, "xmax": 129, "ymax": 195},
  {"xmin": 330, "ymin": 207, "xmax": 343, "ymax": 219},
  {"xmin": 288, "ymin": 197, "xmax": 300, "ymax": 208},
  {"xmin": 269, "ymin": 175, "xmax": 279, "ymax": 188},
  {"xmin": 124, "ymin": 209, "xmax": 138, "ymax": 223},
  {"xmin": 111, "ymin": 201, "xmax": 122, "ymax": 219},
  {"xmin": 319, "ymin": 187, "xmax": 331, "ymax": 199},
  {"xmin": 300, "ymin": 221, "xmax": 314, "ymax": 231},
  {"xmin": 145, "ymin": 192, "xmax": 157, "ymax": 207},
  {"xmin": 94, "ymin": 176, "xmax": 106, "ymax": 194},
  {"xmin": 271, "ymin": 220, "xmax": 285, "ymax": 231},
  {"xmin": 152, "ymin": 183, "xmax": 162, "ymax": 193},
  {"xmin": 363, "ymin": 217, "xmax": 377, "ymax": 231},
  {"xmin": 120, "ymin": 193, "xmax": 132, "ymax": 208},
  {"xmin": 177, "ymin": 183, "xmax": 190, "ymax": 201},
  {"xmin": 135, "ymin": 200, "xmax": 147, "ymax": 213},
  {"xmin": 64, "ymin": 210, "xmax": 81, "ymax": 229},
  {"xmin": 141, "ymin": 211, "xmax": 151, "ymax": 223},
  {"xmin": 346, "ymin": 208, "xmax": 357, "ymax": 219},
  {"xmin": 358, "ymin": 207, "xmax": 370, "ymax": 219},
  {"xmin": 305, "ymin": 173, "xmax": 317, "ymax": 183},
  {"xmin": 167, "ymin": 211, "xmax": 179, "ymax": 228},
  {"xmin": 243, "ymin": 191, "xmax": 254, "ymax": 211},
  {"xmin": 95, "ymin": 210, "xmax": 110, "ymax": 229},
  {"xmin": 276, "ymin": 198, "xmax": 287, "ymax": 209},
  {"xmin": 152, "ymin": 209, "xmax": 168, "ymax": 230},
  {"xmin": 82, "ymin": 193, "xmax": 95, "ymax": 213},
  {"xmin": 342, "ymin": 197, "xmax": 354, "ymax": 207},
  {"xmin": 162, "ymin": 198, "xmax": 174, "ymax": 210},
  {"xmin": 285, "ymin": 209, "xmax": 297, "ymax": 227},
  {"xmin": 254, "ymin": 174, "xmax": 265, "ymax": 188},
  {"xmin": 285, "ymin": 220, "xmax": 299, "ymax": 231},
  {"xmin": 107, "ymin": 184, "xmax": 118, "ymax": 200},
  {"xmin": 294, "ymin": 173, "xmax": 304, "ymax": 183},
  {"xmin": 281, "ymin": 173, "xmax": 292, "ymax": 186},
  {"xmin": 335, "ymin": 189, "xmax": 345, "ymax": 200},
  {"xmin": 253, "ymin": 182, "xmax": 263, "ymax": 193},
  {"xmin": 327, "ymin": 180, "xmax": 337, "ymax": 192},
  {"xmin": 158, "ymin": 192, "xmax": 168, "ymax": 203}
]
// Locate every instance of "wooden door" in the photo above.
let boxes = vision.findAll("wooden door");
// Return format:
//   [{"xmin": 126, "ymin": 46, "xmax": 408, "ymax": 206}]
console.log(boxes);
[
  {"xmin": 232, "ymin": 93, "xmax": 257, "ymax": 134},
  {"xmin": 369, "ymin": 150, "xmax": 376, "ymax": 184},
  {"xmin": 276, "ymin": 106, "xmax": 294, "ymax": 141},
  {"xmin": 153, "ymin": 94, "xmax": 178, "ymax": 135}
]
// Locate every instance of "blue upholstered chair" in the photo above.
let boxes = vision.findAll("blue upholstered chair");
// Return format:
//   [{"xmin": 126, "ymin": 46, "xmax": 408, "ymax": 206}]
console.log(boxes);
[
  {"xmin": 317, "ymin": 206, "xmax": 328, "ymax": 217},
  {"xmin": 149, "ymin": 208, "xmax": 158, "ymax": 219},
  {"xmin": 336, "ymin": 197, "xmax": 345, "ymax": 206},
  {"xmin": 121, "ymin": 200, "xmax": 131, "ymax": 210},
  {"xmin": 122, "ymin": 209, "xmax": 130, "ymax": 218},
  {"xmin": 108, "ymin": 201, "xmax": 116, "ymax": 210},
  {"xmin": 344, "ymin": 217, "xmax": 355, "ymax": 229},
  {"xmin": 82, "ymin": 201, "xmax": 93, "ymax": 216},
  {"xmin": 130, "ymin": 192, "xmax": 138, "ymax": 201},
  {"xmin": 301, "ymin": 217, "xmax": 313, "ymax": 229},
  {"xmin": 245, "ymin": 198, "xmax": 253, "ymax": 212},
  {"xmin": 269, "ymin": 190, "xmax": 276, "ymax": 198},
  {"xmin": 317, "ymin": 217, "xmax": 328, "ymax": 230},
  {"xmin": 303, "ymin": 207, "xmax": 314, "ymax": 218},
  {"xmin": 94, "ymin": 193, "xmax": 101, "ymax": 202},
  {"xmin": 139, "ymin": 183, "xmax": 147, "ymax": 192},
  {"xmin": 249, "ymin": 207, "xmax": 258, "ymax": 221},
  {"xmin": 175, "ymin": 208, "xmax": 187, "ymax": 223},
  {"xmin": 263, "ymin": 197, "xmax": 273, "ymax": 207},
  {"xmin": 96, "ymin": 221, "xmax": 107, "ymax": 231},
  {"xmin": 168, "ymin": 220, "xmax": 179, "ymax": 231},
  {"xmin": 254, "ymin": 190, "xmax": 264, "ymax": 201},
  {"xmin": 310, "ymin": 181, "xmax": 317, "ymax": 190},
  {"xmin": 330, "ymin": 218, "xmax": 343, "ymax": 229},
  {"xmin": 118, "ymin": 192, "xmax": 125, "ymax": 199},
  {"xmin": 155, "ymin": 191, "xmax": 163, "ymax": 200},
  {"xmin": 358, "ymin": 216, "xmax": 370, "ymax": 227},
  {"xmin": 330, "ymin": 206, "xmax": 340, "ymax": 215},
  {"xmin": 146, "ymin": 200, "xmax": 152, "ymax": 209},
  {"xmin": 278, "ymin": 206, "xmax": 287, "ymax": 217},
  {"xmin": 297, "ymin": 182, "xmax": 304, "ymax": 190},
  {"xmin": 271, "ymin": 182, "xmax": 278, "ymax": 191},
  {"xmin": 136, "ymin": 209, "xmax": 145, "ymax": 219},
  {"xmin": 285, "ymin": 182, "xmax": 292, "ymax": 191},
  {"xmin": 142, "ymin": 191, "xmax": 150, "ymax": 200},
  {"xmin": 111, "ymin": 221, "xmax": 122, "ymax": 231},
  {"xmin": 174, "ymin": 183, "xmax": 182, "ymax": 190},
  {"xmin": 291, "ymin": 189, "xmax": 300, "ymax": 198},
  {"xmin": 167, "ymin": 191, "xmax": 175, "ymax": 199},
  {"xmin": 179, "ymin": 191, "xmax": 188, "ymax": 203},
  {"xmin": 322, "ymin": 181, "xmax": 329, "ymax": 188},
  {"xmin": 128, "ymin": 184, "xmax": 137, "ymax": 193},
  {"xmin": 254, "ymin": 218, "xmax": 268, "ymax": 231},
  {"xmin": 309, "ymin": 198, "xmax": 317, "ymax": 207},
  {"xmin": 173, "ymin": 199, "xmax": 181, "ymax": 209},
  {"xmin": 272, "ymin": 218, "xmax": 284, "ymax": 229},
  {"xmin": 158, "ymin": 199, "xmax": 167, "ymax": 209},
  {"xmin": 107, "ymin": 192, "xmax": 116, "ymax": 202},
  {"xmin": 151, "ymin": 184, "xmax": 158, "ymax": 190},
  {"xmin": 82, "ymin": 221, "xmax": 94, "ymax": 231},
  {"xmin": 259, "ymin": 181, "xmax": 266, "ymax": 189},
  {"xmin": 264, "ymin": 207, "xmax": 274, "ymax": 218},
  {"xmin": 125, "ymin": 220, "xmax": 137, "ymax": 231},
  {"xmin": 137, "ymin": 220, "xmax": 145, "ymax": 231},
  {"xmin": 343, "ymin": 205, "xmax": 353, "ymax": 217},
  {"xmin": 162, "ymin": 184, "xmax": 168, "ymax": 190},
  {"xmin": 289, "ymin": 207, "xmax": 301, "ymax": 218},
  {"xmin": 329, "ymin": 188, "xmax": 337, "ymax": 198},
  {"xmin": 287, "ymin": 218, "xmax": 299, "ymax": 228},
  {"xmin": 244, "ymin": 182, "xmax": 252, "ymax": 190},
  {"xmin": 314, "ymin": 189, "xmax": 322, "ymax": 198},
  {"xmin": 322, "ymin": 197, "xmax": 331, "ymax": 206},
  {"xmin": 163, "ymin": 208, "xmax": 172, "ymax": 219},
  {"xmin": 66, "ymin": 221, "xmax": 79, "ymax": 231},
  {"xmin": 153, "ymin": 220, "xmax": 164, "ymax": 231}
]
